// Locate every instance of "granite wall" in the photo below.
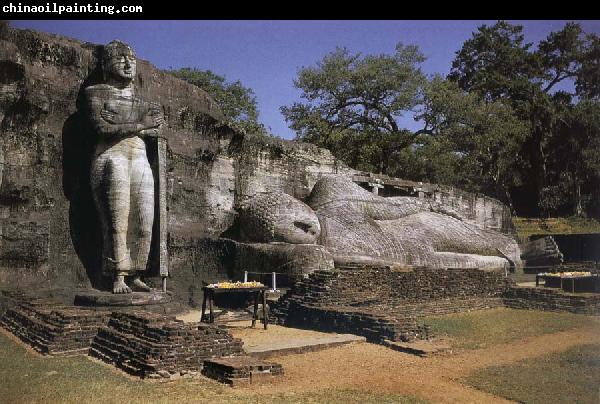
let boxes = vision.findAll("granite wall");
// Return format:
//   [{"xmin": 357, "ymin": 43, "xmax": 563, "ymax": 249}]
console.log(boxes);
[{"xmin": 432, "ymin": 185, "xmax": 515, "ymax": 235}]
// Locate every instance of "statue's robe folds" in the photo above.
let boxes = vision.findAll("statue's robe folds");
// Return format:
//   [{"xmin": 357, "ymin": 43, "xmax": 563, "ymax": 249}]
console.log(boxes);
[
  {"xmin": 86, "ymin": 84, "xmax": 156, "ymax": 276},
  {"xmin": 308, "ymin": 176, "xmax": 522, "ymax": 269}
]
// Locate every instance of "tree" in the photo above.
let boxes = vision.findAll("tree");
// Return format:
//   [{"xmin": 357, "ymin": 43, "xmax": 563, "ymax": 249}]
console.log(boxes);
[
  {"xmin": 416, "ymin": 77, "xmax": 529, "ymax": 206},
  {"xmin": 576, "ymin": 33, "xmax": 600, "ymax": 99},
  {"xmin": 281, "ymin": 43, "xmax": 426, "ymax": 174},
  {"xmin": 449, "ymin": 21, "xmax": 600, "ymax": 216},
  {"xmin": 545, "ymin": 99, "xmax": 600, "ymax": 216},
  {"xmin": 167, "ymin": 68, "xmax": 269, "ymax": 136},
  {"xmin": 449, "ymin": 21, "xmax": 539, "ymax": 103}
]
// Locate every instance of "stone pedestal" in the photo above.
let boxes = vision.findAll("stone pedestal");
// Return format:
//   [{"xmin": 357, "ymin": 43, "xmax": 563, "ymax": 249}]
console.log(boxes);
[{"xmin": 74, "ymin": 290, "xmax": 171, "ymax": 307}]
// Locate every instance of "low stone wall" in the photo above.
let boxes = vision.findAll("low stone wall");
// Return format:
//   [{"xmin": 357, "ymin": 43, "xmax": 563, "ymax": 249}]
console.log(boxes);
[
  {"xmin": 273, "ymin": 301, "xmax": 431, "ymax": 342},
  {"xmin": 504, "ymin": 286, "xmax": 600, "ymax": 315},
  {"xmin": 0, "ymin": 292, "xmax": 109, "ymax": 355},
  {"xmin": 272, "ymin": 265, "xmax": 511, "ymax": 342},
  {"xmin": 555, "ymin": 262, "xmax": 600, "ymax": 274},
  {"xmin": 90, "ymin": 311, "xmax": 245, "ymax": 378}
]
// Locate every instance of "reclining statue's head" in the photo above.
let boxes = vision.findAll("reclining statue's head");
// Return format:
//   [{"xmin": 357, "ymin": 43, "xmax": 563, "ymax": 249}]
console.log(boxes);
[
  {"xmin": 239, "ymin": 191, "xmax": 321, "ymax": 244},
  {"xmin": 102, "ymin": 40, "xmax": 136, "ymax": 83}
]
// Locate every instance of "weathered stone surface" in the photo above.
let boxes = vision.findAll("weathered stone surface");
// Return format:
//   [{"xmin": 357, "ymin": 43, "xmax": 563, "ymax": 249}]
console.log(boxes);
[
  {"xmin": 0, "ymin": 291, "xmax": 247, "ymax": 379},
  {"xmin": 232, "ymin": 242, "xmax": 334, "ymax": 282},
  {"xmin": 353, "ymin": 173, "xmax": 515, "ymax": 234},
  {"xmin": 244, "ymin": 333, "xmax": 366, "ymax": 359},
  {"xmin": 0, "ymin": 26, "xmax": 218, "ymax": 297},
  {"xmin": 233, "ymin": 176, "xmax": 521, "ymax": 281},
  {"xmin": 309, "ymin": 176, "xmax": 521, "ymax": 270},
  {"xmin": 167, "ymin": 238, "xmax": 334, "ymax": 305}
]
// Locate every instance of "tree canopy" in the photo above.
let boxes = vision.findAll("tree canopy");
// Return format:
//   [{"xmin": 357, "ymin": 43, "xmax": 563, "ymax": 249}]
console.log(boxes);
[
  {"xmin": 416, "ymin": 76, "xmax": 529, "ymax": 207},
  {"xmin": 448, "ymin": 21, "xmax": 600, "ymax": 216},
  {"xmin": 167, "ymin": 68, "xmax": 269, "ymax": 136},
  {"xmin": 281, "ymin": 44, "xmax": 426, "ymax": 174}
]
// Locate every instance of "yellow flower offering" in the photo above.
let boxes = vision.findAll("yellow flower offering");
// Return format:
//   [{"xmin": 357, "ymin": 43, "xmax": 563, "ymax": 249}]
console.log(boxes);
[{"xmin": 207, "ymin": 281, "xmax": 264, "ymax": 288}]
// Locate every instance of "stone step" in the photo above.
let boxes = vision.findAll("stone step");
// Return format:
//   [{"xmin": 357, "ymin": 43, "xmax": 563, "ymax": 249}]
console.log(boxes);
[
  {"xmin": 202, "ymin": 355, "xmax": 283, "ymax": 387},
  {"xmin": 382, "ymin": 339, "xmax": 451, "ymax": 357},
  {"xmin": 244, "ymin": 333, "xmax": 366, "ymax": 359}
]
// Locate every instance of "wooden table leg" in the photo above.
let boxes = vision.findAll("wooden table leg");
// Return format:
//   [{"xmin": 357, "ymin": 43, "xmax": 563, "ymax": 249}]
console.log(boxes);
[
  {"xmin": 252, "ymin": 291, "xmax": 259, "ymax": 328},
  {"xmin": 262, "ymin": 290, "xmax": 268, "ymax": 330},
  {"xmin": 201, "ymin": 291, "xmax": 207, "ymax": 323},
  {"xmin": 208, "ymin": 292, "xmax": 214, "ymax": 323}
]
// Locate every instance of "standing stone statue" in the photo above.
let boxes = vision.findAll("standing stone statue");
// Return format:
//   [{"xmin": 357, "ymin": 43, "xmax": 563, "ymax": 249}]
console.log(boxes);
[{"xmin": 85, "ymin": 40, "xmax": 164, "ymax": 294}]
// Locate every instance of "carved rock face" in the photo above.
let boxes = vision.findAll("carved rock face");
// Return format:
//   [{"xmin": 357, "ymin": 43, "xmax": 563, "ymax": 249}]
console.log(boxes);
[{"xmin": 239, "ymin": 192, "xmax": 321, "ymax": 244}]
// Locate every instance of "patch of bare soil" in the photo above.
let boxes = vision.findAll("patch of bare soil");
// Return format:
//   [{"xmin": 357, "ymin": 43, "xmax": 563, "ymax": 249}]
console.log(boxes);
[{"xmin": 229, "ymin": 326, "xmax": 600, "ymax": 403}]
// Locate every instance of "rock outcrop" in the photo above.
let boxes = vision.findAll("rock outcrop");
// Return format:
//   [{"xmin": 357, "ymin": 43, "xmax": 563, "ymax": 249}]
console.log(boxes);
[{"xmin": 0, "ymin": 25, "xmax": 350, "ymax": 303}]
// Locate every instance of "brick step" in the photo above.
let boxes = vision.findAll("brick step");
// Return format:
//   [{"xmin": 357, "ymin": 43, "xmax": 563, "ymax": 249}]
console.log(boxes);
[{"xmin": 202, "ymin": 356, "xmax": 283, "ymax": 387}]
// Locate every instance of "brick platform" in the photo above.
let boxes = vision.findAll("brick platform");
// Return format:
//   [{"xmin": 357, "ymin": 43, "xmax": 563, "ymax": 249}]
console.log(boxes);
[
  {"xmin": 90, "ymin": 311, "xmax": 245, "ymax": 378},
  {"xmin": 504, "ymin": 286, "xmax": 600, "ymax": 315},
  {"xmin": 272, "ymin": 265, "xmax": 510, "ymax": 343},
  {"xmin": 0, "ymin": 291, "xmax": 109, "ymax": 356},
  {"xmin": 0, "ymin": 291, "xmax": 247, "ymax": 379},
  {"xmin": 202, "ymin": 356, "xmax": 283, "ymax": 386}
]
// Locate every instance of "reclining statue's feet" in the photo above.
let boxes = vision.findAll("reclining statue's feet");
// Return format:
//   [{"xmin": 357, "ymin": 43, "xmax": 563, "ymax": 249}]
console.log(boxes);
[
  {"xmin": 132, "ymin": 277, "xmax": 153, "ymax": 292},
  {"xmin": 113, "ymin": 275, "xmax": 132, "ymax": 294}
]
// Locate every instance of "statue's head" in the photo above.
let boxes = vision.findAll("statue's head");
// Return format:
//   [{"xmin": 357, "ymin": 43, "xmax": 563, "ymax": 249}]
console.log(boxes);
[
  {"xmin": 239, "ymin": 191, "xmax": 321, "ymax": 244},
  {"xmin": 102, "ymin": 40, "xmax": 136, "ymax": 83}
]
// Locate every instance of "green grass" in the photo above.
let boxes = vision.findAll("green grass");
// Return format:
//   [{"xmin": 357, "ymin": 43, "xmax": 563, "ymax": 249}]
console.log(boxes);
[
  {"xmin": 513, "ymin": 216, "xmax": 600, "ymax": 239},
  {"xmin": 0, "ymin": 332, "xmax": 424, "ymax": 404},
  {"xmin": 466, "ymin": 344, "xmax": 600, "ymax": 404},
  {"xmin": 424, "ymin": 308, "xmax": 600, "ymax": 350}
]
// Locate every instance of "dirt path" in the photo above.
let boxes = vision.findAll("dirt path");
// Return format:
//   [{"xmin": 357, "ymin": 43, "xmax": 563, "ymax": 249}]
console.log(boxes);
[{"xmin": 233, "ymin": 326, "xmax": 600, "ymax": 403}]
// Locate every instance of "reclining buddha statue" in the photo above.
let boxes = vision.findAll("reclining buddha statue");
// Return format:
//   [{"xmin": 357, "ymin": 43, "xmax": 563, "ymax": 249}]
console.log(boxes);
[{"xmin": 239, "ymin": 175, "xmax": 522, "ymax": 271}]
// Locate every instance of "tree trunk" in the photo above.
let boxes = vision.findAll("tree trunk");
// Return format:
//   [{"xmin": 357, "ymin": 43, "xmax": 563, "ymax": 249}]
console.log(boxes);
[
  {"xmin": 574, "ymin": 179, "xmax": 583, "ymax": 217},
  {"xmin": 527, "ymin": 128, "xmax": 548, "ymax": 216}
]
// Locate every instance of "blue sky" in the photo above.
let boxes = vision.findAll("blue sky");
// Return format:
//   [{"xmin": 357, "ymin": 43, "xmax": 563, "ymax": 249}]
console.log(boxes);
[{"xmin": 11, "ymin": 20, "xmax": 600, "ymax": 139}]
